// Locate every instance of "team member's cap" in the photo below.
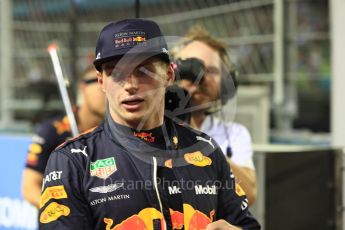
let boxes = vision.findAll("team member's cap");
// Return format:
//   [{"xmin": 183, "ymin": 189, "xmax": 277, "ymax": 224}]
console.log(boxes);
[{"xmin": 93, "ymin": 18, "xmax": 170, "ymax": 71}]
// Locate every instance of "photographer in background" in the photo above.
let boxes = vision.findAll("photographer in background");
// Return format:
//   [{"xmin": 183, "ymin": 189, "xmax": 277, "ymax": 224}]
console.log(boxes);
[
  {"xmin": 21, "ymin": 64, "xmax": 105, "ymax": 208},
  {"xmin": 173, "ymin": 25, "xmax": 257, "ymax": 205}
]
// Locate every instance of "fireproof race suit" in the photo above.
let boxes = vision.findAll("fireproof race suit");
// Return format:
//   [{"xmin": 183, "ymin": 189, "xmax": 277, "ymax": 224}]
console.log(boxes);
[
  {"xmin": 39, "ymin": 116, "xmax": 260, "ymax": 229},
  {"xmin": 25, "ymin": 116, "xmax": 71, "ymax": 174}
]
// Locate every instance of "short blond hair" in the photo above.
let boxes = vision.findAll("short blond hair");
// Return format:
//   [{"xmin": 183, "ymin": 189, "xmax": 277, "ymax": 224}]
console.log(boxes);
[{"xmin": 182, "ymin": 24, "xmax": 232, "ymax": 71}]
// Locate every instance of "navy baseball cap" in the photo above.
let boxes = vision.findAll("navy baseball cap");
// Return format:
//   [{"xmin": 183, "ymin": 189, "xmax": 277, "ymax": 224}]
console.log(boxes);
[{"xmin": 93, "ymin": 18, "xmax": 170, "ymax": 71}]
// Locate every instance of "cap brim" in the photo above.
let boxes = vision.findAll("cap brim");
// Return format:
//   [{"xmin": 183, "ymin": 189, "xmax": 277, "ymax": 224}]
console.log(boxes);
[{"xmin": 94, "ymin": 52, "xmax": 170, "ymax": 71}]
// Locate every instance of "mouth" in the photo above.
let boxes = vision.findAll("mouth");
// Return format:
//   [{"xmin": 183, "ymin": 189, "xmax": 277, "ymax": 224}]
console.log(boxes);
[{"xmin": 121, "ymin": 97, "xmax": 144, "ymax": 111}]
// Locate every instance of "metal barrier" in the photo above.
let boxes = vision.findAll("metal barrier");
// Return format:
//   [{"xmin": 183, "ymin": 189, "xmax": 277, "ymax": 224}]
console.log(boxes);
[{"xmin": 251, "ymin": 145, "xmax": 343, "ymax": 230}]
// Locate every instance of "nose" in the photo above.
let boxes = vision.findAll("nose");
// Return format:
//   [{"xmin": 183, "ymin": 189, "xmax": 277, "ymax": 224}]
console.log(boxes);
[{"xmin": 123, "ymin": 72, "xmax": 138, "ymax": 94}]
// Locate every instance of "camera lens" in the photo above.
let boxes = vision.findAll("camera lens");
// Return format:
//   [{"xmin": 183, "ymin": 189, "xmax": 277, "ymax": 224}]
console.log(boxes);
[{"xmin": 174, "ymin": 58, "xmax": 205, "ymax": 83}]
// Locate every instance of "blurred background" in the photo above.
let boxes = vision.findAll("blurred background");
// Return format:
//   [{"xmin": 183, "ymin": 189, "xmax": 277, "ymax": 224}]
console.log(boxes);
[
  {"xmin": 0, "ymin": 0, "xmax": 334, "ymax": 142},
  {"xmin": 0, "ymin": 0, "xmax": 344, "ymax": 229}
]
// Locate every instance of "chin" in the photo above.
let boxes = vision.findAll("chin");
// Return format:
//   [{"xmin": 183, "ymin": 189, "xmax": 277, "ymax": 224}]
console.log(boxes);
[{"xmin": 123, "ymin": 114, "xmax": 146, "ymax": 128}]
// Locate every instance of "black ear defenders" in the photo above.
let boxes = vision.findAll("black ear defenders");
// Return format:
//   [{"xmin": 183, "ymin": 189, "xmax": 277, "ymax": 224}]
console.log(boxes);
[{"xmin": 220, "ymin": 68, "xmax": 238, "ymax": 105}]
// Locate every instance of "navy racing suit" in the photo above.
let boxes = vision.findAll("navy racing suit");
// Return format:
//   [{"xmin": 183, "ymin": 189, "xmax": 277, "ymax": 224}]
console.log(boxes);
[
  {"xmin": 39, "ymin": 116, "xmax": 260, "ymax": 229},
  {"xmin": 25, "ymin": 116, "xmax": 71, "ymax": 174}
]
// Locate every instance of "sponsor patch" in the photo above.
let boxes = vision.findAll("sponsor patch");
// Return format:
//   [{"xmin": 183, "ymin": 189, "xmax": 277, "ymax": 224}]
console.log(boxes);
[
  {"xmin": 40, "ymin": 185, "xmax": 67, "ymax": 208},
  {"xmin": 194, "ymin": 185, "xmax": 217, "ymax": 195},
  {"xmin": 164, "ymin": 159, "xmax": 172, "ymax": 169},
  {"xmin": 183, "ymin": 203, "xmax": 214, "ymax": 230},
  {"xmin": 241, "ymin": 199, "xmax": 249, "ymax": 210},
  {"xmin": 96, "ymin": 52, "xmax": 101, "ymax": 59},
  {"xmin": 235, "ymin": 183, "xmax": 246, "ymax": 197},
  {"xmin": 104, "ymin": 207, "xmax": 163, "ymax": 230},
  {"xmin": 168, "ymin": 186, "xmax": 181, "ymax": 195},
  {"xmin": 89, "ymin": 183, "xmax": 124, "ymax": 194},
  {"xmin": 26, "ymin": 143, "xmax": 41, "ymax": 164},
  {"xmin": 169, "ymin": 209, "xmax": 184, "ymax": 230},
  {"xmin": 28, "ymin": 143, "xmax": 42, "ymax": 155},
  {"xmin": 113, "ymin": 31, "xmax": 146, "ymax": 48},
  {"xmin": 32, "ymin": 134, "xmax": 45, "ymax": 144},
  {"xmin": 71, "ymin": 146, "xmax": 88, "ymax": 157},
  {"xmin": 26, "ymin": 153, "xmax": 38, "ymax": 166},
  {"xmin": 90, "ymin": 194, "xmax": 130, "ymax": 206},
  {"xmin": 90, "ymin": 157, "xmax": 117, "ymax": 179},
  {"xmin": 196, "ymin": 136, "xmax": 215, "ymax": 149},
  {"xmin": 53, "ymin": 117, "xmax": 70, "ymax": 134},
  {"xmin": 40, "ymin": 202, "xmax": 70, "ymax": 224},
  {"xmin": 42, "ymin": 171, "xmax": 63, "ymax": 188},
  {"xmin": 184, "ymin": 151, "xmax": 212, "ymax": 167},
  {"xmin": 162, "ymin": 47, "xmax": 169, "ymax": 54},
  {"xmin": 230, "ymin": 171, "xmax": 235, "ymax": 179},
  {"xmin": 133, "ymin": 132, "xmax": 155, "ymax": 143},
  {"xmin": 172, "ymin": 136, "xmax": 178, "ymax": 149}
]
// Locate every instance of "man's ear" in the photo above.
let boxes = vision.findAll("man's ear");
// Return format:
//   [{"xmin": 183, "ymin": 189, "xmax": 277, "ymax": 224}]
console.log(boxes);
[
  {"xmin": 165, "ymin": 64, "xmax": 175, "ymax": 87},
  {"xmin": 97, "ymin": 70, "xmax": 106, "ymax": 93}
]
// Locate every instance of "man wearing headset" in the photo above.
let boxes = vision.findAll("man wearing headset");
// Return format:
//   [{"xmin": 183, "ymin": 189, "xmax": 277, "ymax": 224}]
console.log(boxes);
[{"xmin": 174, "ymin": 25, "xmax": 257, "ymax": 205}]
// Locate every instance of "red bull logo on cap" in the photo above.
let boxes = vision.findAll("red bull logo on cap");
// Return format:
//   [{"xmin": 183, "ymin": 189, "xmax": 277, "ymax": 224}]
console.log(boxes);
[
  {"xmin": 133, "ymin": 36, "xmax": 146, "ymax": 42},
  {"xmin": 113, "ymin": 31, "xmax": 147, "ymax": 48}
]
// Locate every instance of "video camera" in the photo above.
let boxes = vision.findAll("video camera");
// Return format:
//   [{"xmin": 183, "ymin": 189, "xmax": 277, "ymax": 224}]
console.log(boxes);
[
  {"xmin": 165, "ymin": 58, "xmax": 206, "ymax": 123},
  {"xmin": 173, "ymin": 58, "xmax": 206, "ymax": 83}
]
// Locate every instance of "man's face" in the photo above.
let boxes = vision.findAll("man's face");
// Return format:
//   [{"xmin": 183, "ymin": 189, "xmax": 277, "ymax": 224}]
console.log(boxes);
[
  {"xmin": 82, "ymin": 70, "xmax": 106, "ymax": 118},
  {"xmin": 98, "ymin": 57, "xmax": 173, "ymax": 130},
  {"xmin": 176, "ymin": 41, "xmax": 221, "ymax": 109}
]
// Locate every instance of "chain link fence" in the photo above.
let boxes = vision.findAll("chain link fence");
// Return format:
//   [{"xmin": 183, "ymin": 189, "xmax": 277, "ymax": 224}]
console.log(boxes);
[{"xmin": 1, "ymin": 0, "xmax": 330, "ymax": 136}]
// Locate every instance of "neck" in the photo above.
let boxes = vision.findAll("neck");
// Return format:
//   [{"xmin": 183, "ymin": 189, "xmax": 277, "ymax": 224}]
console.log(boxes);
[
  {"xmin": 131, "ymin": 113, "xmax": 164, "ymax": 131},
  {"xmin": 190, "ymin": 110, "xmax": 206, "ymax": 129},
  {"xmin": 77, "ymin": 106, "xmax": 103, "ymax": 132},
  {"xmin": 108, "ymin": 106, "xmax": 164, "ymax": 131}
]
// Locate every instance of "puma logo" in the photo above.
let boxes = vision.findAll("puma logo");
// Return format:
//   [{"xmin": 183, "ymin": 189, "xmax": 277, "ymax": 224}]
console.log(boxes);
[
  {"xmin": 71, "ymin": 146, "xmax": 88, "ymax": 157},
  {"xmin": 196, "ymin": 136, "xmax": 215, "ymax": 149}
]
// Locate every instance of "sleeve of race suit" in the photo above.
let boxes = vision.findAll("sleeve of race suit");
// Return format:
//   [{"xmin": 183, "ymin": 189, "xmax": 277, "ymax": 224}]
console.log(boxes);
[
  {"xmin": 25, "ymin": 121, "xmax": 61, "ymax": 174},
  {"xmin": 215, "ymin": 148, "xmax": 261, "ymax": 229},
  {"xmin": 39, "ymin": 149, "xmax": 93, "ymax": 230}
]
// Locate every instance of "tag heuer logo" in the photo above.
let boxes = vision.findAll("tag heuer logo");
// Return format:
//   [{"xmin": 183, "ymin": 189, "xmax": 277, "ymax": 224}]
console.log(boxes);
[{"xmin": 90, "ymin": 157, "xmax": 116, "ymax": 179}]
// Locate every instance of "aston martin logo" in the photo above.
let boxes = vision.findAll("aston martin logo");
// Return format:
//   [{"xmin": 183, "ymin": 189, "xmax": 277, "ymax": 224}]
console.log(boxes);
[{"xmin": 89, "ymin": 183, "xmax": 124, "ymax": 194}]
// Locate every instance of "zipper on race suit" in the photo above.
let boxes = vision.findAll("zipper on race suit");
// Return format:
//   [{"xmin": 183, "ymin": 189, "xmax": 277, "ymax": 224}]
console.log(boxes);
[{"xmin": 153, "ymin": 156, "xmax": 166, "ymax": 230}]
